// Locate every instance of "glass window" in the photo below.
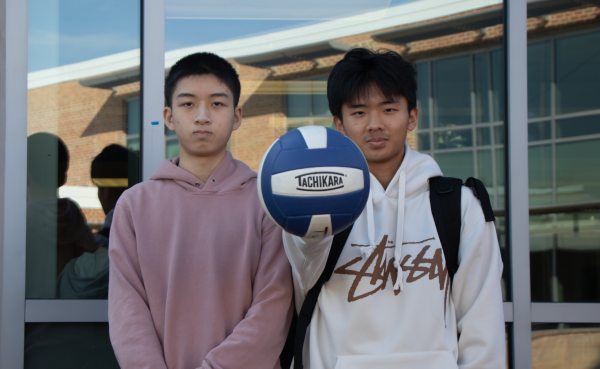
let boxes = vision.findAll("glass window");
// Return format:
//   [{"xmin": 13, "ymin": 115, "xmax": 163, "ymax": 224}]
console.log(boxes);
[
  {"xmin": 528, "ymin": 145, "xmax": 553, "ymax": 207},
  {"xmin": 416, "ymin": 63, "xmax": 430, "ymax": 129},
  {"xmin": 435, "ymin": 151, "xmax": 474, "ymax": 180},
  {"xmin": 527, "ymin": 41, "xmax": 551, "ymax": 119},
  {"xmin": 473, "ymin": 52, "xmax": 490, "ymax": 124},
  {"xmin": 528, "ymin": 29, "xmax": 600, "ymax": 303},
  {"xmin": 25, "ymin": 323, "xmax": 119, "ymax": 369},
  {"xmin": 418, "ymin": 132, "xmax": 430, "ymax": 151},
  {"xmin": 477, "ymin": 127, "xmax": 491, "ymax": 146},
  {"xmin": 26, "ymin": 0, "xmax": 140, "ymax": 302},
  {"xmin": 555, "ymin": 31, "xmax": 600, "ymax": 115},
  {"xmin": 432, "ymin": 56, "xmax": 471, "ymax": 127},
  {"xmin": 477, "ymin": 150, "xmax": 494, "ymax": 189},
  {"xmin": 434, "ymin": 129, "xmax": 473, "ymax": 149},
  {"xmin": 556, "ymin": 114, "xmax": 600, "ymax": 139},
  {"xmin": 490, "ymin": 49, "xmax": 505, "ymax": 123},
  {"xmin": 528, "ymin": 121, "xmax": 551, "ymax": 142},
  {"xmin": 556, "ymin": 139, "xmax": 600, "ymax": 204},
  {"xmin": 286, "ymin": 77, "xmax": 333, "ymax": 132}
]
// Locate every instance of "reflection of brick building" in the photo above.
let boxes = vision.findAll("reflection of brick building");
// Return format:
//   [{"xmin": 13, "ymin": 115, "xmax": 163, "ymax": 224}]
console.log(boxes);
[
  {"xmin": 26, "ymin": 3, "xmax": 600, "ymax": 226},
  {"xmin": 532, "ymin": 328, "xmax": 600, "ymax": 368}
]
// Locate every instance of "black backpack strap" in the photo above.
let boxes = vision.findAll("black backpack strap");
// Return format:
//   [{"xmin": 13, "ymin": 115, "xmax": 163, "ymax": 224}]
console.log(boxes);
[
  {"xmin": 293, "ymin": 224, "xmax": 353, "ymax": 369},
  {"xmin": 429, "ymin": 176, "xmax": 462, "ymax": 282},
  {"xmin": 279, "ymin": 303, "xmax": 297, "ymax": 369},
  {"xmin": 465, "ymin": 177, "xmax": 495, "ymax": 222}
]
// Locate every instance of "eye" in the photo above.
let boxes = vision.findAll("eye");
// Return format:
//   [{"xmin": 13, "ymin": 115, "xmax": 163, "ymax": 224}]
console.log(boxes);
[
  {"xmin": 351, "ymin": 111, "xmax": 365, "ymax": 116},
  {"xmin": 213, "ymin": 101, "xmax": 224, "ymax": 107},
  {"xmin": 182, "ymin": 102, "xmax": 193, "ymax": 107},
  {"xmin": 384, "ymin": 108, "xmax": 396, "ymax": 113}
]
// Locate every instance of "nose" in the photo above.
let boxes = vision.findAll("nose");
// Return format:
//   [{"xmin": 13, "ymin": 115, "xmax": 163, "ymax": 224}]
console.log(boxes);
[
  {"xmin": 366, "ymin": 111, "xmax": 384, "ymax": 131},
  {"xmin": 194, "ymin": 104, "xmax": 211, "ymax": 124}
]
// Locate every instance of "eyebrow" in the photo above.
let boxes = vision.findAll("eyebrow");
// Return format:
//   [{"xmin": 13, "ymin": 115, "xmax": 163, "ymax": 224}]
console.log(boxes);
[
  {"xmin": 176, "ymin": 92, "xmax": 230, "ymax": 99},
  {"xmin": 348, "ymin": 98, "xmax": 400, "ymax": 108},
  {"xmin": 348, "ymin": 102, "xmax": 367, "ymax": 108},
  {"xmin": 210, "ymin": 92, "xmax": 229, "ymax": 99},
  {"xmin": 176, "ymin": 92, "xmax": 196, "ymax": 99}
]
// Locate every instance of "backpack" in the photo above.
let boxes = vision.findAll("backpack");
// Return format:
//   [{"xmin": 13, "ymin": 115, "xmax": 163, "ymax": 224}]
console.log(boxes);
[{"xmin": 279, "ymin": 176, "xmax": 496, "ymax": 369}]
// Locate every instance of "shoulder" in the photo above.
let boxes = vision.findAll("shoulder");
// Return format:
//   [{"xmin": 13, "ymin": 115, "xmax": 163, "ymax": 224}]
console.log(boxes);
[{"xmin": 460, "ymin": 185, "xmax": 488, "ymax": 235}]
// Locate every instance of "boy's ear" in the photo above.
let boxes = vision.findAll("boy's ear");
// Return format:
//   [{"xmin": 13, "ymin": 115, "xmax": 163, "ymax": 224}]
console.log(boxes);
[
  {"xmin": 164, "ymin": 106, "xmax": 175, "ymax": 131},
  {"xmin": 408, "ymin": 107, "xmax": 418, "ymax": 132},
  {"xmin": 333, "ymin": 116, "xmax": 346, "ymax": 135},
  {"xmin": 232, "ymin": 105, "xmax": 242, "ymax": 131}
]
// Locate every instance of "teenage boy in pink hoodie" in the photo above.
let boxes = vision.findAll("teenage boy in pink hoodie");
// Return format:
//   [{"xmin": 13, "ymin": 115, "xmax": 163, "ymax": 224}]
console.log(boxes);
[{"xmin": 108, "ymin": 52, "xmax": 293, "ymax": 369}]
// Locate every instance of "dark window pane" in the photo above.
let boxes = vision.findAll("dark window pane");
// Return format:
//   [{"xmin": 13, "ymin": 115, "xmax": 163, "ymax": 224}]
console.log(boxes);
[
  {"xmin": 287, "ymin": 93, "xmax": 311, "ymax": 117},
  {"xmin": 556, "ymin": 31, "xmax": 600, "ymax": 114},
  {"xmin": 434, "ymin": 129, "xmax": 473, "ymax": 149},
  {"xmin": 530, "ymin": 212, "xmax": 600, "ymax": 302},
  {"xmin": 126, "ymin": 98, "xmax": 140, "ymax": 135},
  {"xmin": 556, "ymin": 139, "xmax": 600, "ymax": 203},
  {"xmin": 432, "ymin": 56, "xmax": 471, "ymax": 127},
  {"xmin": 166, "ymin": 139, "xmax": 180, "ymax": 159},
  {"xmin": 491, "ymin": 49, "xmax": 505, "ymax": 122},
  {"xmin": 496, "ymin": 148, "xmax": 505, "ymax": 207},
  {"xmin": 527, "ymin": 41, "xmax": 552, "ymax": 118},
  {"xmin": 311, "ymin": 76, "xmax": 329, "ymax": 116},
  {"xmin": 435, "ymin": 151, "xmax": 474, "ymax": 180},
  {"xmin": 528, "ymin": 121, "xmax": 551, "ymax": 142},
  {"xmin": 494, "ymin": 125, "xmax": 505, "ymax": 145},
  {"xmin": 477, "ymin": 149, "xmax": 494, "ymax": 188},
  {"xmin": 556, "ymin": 114, "xmax": 600, "ymax": 139},
  {"xmin": 531, "ymin": 324, "xmax": 600, "ymax": 367},
  {"xmin": 25, "ymin": 323, "xmax": 120, "ymax": 369},
  {"xmin": 417, "ymin": 62, "xmax": 430, "ymax": 129},
  {"xmin": 528, "ymin": 144, "xmax": 553, "ymax": 207},
  {"xmin": 477, "ymin": 126, "xmax": 491, "ymax": 146},
  {"xmin": 418, "ymin": 132, "xmax": 430, "ymax": 151},
  {"xmin": 474, "ymin": 52, "xmax": 490, "ymax": 123}
]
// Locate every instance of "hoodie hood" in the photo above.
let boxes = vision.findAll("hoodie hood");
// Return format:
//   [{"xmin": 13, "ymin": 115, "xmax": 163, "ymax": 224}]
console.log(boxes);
[
  {"xmin": 149, "ymin": 151, "xmax": 257, "ymax": 194},
  {"xmin": 360, "ymin": 143, "xmax": 443, "ymax": 291}
]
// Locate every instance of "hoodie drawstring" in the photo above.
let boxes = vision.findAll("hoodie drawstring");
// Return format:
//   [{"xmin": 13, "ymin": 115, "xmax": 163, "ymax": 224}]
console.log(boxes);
[
  {"xmin": 359, "ymin": 186, "xmax": 376, "ymax": 259},
  {"xmin": 393, "ymin": 170, "xmax": 406, "ymax": 291}
]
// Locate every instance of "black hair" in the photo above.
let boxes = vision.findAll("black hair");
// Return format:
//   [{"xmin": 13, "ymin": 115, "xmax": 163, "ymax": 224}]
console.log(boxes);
[
  {"xmin": 164, "ymin": 52, "xmax": 241, "ymax": 108},
  {"xmin": 91, "ymin": 144, "xmax": 128, "ymax": 183},
  {"xmin": 26, "ymin": 132, "xmax": 69, "ymax": 187},
  {"xmin": 327, "ymin": 48, "xmax": 417, "ymax": 120}
]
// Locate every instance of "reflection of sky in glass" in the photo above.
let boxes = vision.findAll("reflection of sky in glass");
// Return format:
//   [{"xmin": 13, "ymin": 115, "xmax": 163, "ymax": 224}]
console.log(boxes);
[
  {"xmin": 28, "ymin": 0, "xmax": 140, "ymax": 72},
  {"xmin": 28, "ymin": 0, "xmax": 421, "ymax": 71}
]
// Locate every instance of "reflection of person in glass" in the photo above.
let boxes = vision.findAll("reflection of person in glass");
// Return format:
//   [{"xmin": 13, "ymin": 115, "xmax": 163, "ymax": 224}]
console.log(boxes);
[
  {"xmin": 25, "ymin": 132, "xmax": 97, "ymax": 299},
  {"xmin": 108, "ymin": 53, "xmax": 293, "ymax": 369},
  {"xmin": 57, "ymin": 144, "xmax": 129, "ymax": 299}
]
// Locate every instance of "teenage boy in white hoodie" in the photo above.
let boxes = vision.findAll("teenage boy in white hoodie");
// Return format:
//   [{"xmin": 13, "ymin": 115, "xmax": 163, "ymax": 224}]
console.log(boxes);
[{"xmin": 283, "ymin": 48, "xmax": 505, "ymax": 368}]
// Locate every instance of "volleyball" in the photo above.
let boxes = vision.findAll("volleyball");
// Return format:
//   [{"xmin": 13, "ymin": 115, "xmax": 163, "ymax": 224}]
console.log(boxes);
[{"xmin": 258, "ymin": 126, "xmax": 370, "ymax": 238}]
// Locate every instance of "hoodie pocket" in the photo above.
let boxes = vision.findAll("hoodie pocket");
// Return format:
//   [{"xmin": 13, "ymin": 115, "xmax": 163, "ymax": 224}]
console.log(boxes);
[{"xmin": 334, "ymin": 350, "xmax": 457, "ymax": 369}]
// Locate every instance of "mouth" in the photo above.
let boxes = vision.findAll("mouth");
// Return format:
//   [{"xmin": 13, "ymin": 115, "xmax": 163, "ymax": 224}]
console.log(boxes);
[
  {"xmin": 193, "ymin": 130, "xmax": 212, "ymax": 138},
  {"xmin": 366, "ymin": 137, "xmax": 388, "ymax": 148}
]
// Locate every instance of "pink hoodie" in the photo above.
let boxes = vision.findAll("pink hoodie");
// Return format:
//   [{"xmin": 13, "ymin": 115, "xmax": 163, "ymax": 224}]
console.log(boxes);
[{"xmin": 108, "ymin": 152, "xmax": 293, "ymax": 369}]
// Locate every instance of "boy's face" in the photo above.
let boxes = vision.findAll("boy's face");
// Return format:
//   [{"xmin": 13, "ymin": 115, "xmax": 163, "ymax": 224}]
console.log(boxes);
[
  {"xmin": 164, "ymin": 74, "xmax": 241, "ymax": 160},
  {"xmin": 333, "ymin": 87, "xmax": 417, "ymax": 167}
]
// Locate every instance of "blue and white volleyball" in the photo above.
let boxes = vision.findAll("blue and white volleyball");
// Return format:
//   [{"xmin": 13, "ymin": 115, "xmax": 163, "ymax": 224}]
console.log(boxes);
[{"xmin": 258, "ymin": 126, "xmax": 370, "ymax": 238}]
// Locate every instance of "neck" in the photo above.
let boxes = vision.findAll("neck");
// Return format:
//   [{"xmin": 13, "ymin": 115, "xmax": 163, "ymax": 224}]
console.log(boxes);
[
  {"xmin": 178, "ymin": 148, "xmax": 227, "ymax": 183},
  {"xmin": 368, "ymin": 146, "xmax": 406, "ymax": 190}
]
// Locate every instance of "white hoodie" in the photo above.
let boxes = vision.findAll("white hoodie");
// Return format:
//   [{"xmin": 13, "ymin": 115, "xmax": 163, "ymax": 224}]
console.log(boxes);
[{"xmin": 283, "ymin": 144, "xmax": 505, "ymax": 369}]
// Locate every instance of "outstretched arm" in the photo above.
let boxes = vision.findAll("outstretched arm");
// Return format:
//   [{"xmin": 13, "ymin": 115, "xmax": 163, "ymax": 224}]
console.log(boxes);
[
  {"xmin": 108, "ymin": 202, "xmax": 168, "ymax": 369},
  {"xmin": 200, "ymin": 220, "xmax": 294, "ymax": 369}
]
